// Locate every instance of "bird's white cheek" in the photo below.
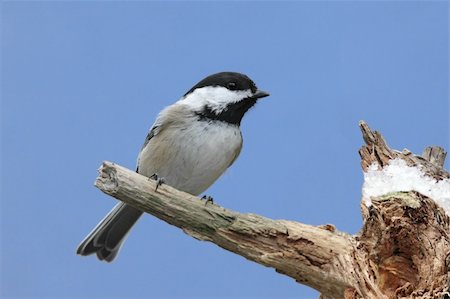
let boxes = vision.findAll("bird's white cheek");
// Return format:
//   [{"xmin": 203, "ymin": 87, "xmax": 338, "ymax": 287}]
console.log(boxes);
[{"xmin": 181, "ymin": 86, "xmax": 252, "ymax": 113}]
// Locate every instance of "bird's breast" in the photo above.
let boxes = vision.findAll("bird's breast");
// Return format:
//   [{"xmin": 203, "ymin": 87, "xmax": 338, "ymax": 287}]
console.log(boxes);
[{"xmin": 138, "ymin": 120, "xmax": 243, "ymax": 195}]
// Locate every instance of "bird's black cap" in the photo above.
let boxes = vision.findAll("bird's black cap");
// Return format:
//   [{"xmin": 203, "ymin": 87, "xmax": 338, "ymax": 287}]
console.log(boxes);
[{"xmin": 184, "ymin": 72, "xmax": 259, "ymax": 96}]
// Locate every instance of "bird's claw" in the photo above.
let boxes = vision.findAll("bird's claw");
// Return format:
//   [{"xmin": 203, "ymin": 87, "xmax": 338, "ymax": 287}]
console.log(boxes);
[
  {"xmin": 149, "ymin": 173, "xmax": 165, "ymax": 192},
  {"xmin": 201, "ymin": 195, "xmax": 214, "ymax": 205}
]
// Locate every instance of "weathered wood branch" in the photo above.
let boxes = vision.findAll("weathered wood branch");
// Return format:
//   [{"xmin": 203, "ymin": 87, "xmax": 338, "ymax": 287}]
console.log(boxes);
[
  {"xmin": 95, "ymin": 121, "xmax": 450, "ymax": 299},
  {"xmin": 96, "ymin": 161, "xmax": 357, "ymax": 296}
]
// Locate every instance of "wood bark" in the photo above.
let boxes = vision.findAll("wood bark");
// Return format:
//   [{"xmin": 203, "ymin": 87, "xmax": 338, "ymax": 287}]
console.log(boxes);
[{"xmin": 94, "ymin": 121, "xmax": 449, "ymax": 299}]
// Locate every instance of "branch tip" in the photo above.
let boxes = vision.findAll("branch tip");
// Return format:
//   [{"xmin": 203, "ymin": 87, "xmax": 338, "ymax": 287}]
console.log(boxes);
[{"xmin": 422, "ymin": 146, "xmax": 447, "ymax": 167}]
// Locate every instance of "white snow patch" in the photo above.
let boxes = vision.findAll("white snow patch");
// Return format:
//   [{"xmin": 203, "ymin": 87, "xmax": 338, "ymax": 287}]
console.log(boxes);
[{"xmin": 362, "ymin": 158, "xmax": 450, "ymax": 215}]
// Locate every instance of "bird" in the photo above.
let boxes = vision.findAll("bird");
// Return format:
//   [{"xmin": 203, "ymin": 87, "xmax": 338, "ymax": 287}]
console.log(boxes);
[{"xmin": 76, "ymin": 71, "xmax": 269, "ymax": 262}]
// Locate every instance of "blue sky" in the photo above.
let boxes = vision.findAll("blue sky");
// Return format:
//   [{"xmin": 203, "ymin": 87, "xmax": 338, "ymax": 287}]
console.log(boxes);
[{"xmin": 1, "ymin": 1, "xmax": 448, "ymax": 298}]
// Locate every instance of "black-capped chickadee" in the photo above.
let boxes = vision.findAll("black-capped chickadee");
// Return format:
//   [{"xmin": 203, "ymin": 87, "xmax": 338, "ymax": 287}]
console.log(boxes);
[{"xmin": 77, "ymin": 72, "xmax": 269, "ymax": 262}]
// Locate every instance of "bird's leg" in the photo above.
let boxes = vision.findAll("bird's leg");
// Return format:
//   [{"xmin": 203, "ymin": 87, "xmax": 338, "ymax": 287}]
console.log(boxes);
[
  {"xmin": 201, "ymin": 195, "xmax": 214, "ymax": 205},
  {"xmin": 149, "ymin": 173, "xmax": 165, "ymax": 192}
]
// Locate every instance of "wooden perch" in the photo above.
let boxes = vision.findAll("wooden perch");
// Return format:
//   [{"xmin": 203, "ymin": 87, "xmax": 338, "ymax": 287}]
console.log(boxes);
[{"xmin": 95, "ymin": 121, "xmax": 450, "ymax": 299}]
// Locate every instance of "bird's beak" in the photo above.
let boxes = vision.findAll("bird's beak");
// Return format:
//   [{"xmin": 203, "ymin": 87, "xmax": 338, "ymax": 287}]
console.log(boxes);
[{"xmin": 252, "ymin": 89, "xmax": 270, "ymax": 99}]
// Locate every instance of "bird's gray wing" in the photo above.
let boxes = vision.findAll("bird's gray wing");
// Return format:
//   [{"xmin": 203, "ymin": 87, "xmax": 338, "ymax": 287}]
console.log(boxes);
[
  {"xmin": 136, "ymin": 125, "xmax": 158, "ymax": 173},
  {"xmin": 141, "ymin": 125, "xmax": 158, "ymax": 151}
]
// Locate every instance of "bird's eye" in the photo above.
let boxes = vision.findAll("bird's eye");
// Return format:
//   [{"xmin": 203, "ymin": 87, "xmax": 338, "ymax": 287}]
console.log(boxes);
[{"xmin": 227, "ymin": 82, "xmax": 237, "ymax": 90}]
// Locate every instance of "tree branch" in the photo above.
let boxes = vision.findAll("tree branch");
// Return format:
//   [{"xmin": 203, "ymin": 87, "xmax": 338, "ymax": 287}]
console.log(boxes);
[{"xmin": 95, "ymin": 161, "xmax": 356, "ymax": 296}]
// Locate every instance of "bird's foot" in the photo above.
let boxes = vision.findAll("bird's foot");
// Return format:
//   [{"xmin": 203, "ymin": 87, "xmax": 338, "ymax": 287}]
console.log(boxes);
[
  {"xmin": 201, "ymin": 195, "xmax": 214, "ymax": 205},
  {"xmin": 149, "ymin": 173, "xmax": 165, "ymax": 192}
]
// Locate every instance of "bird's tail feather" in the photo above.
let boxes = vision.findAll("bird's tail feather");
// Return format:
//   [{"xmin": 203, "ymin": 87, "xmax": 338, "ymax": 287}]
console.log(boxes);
[{"xmin": 76, "ymin": 203, "xmax": 143, "ymax": 262}]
